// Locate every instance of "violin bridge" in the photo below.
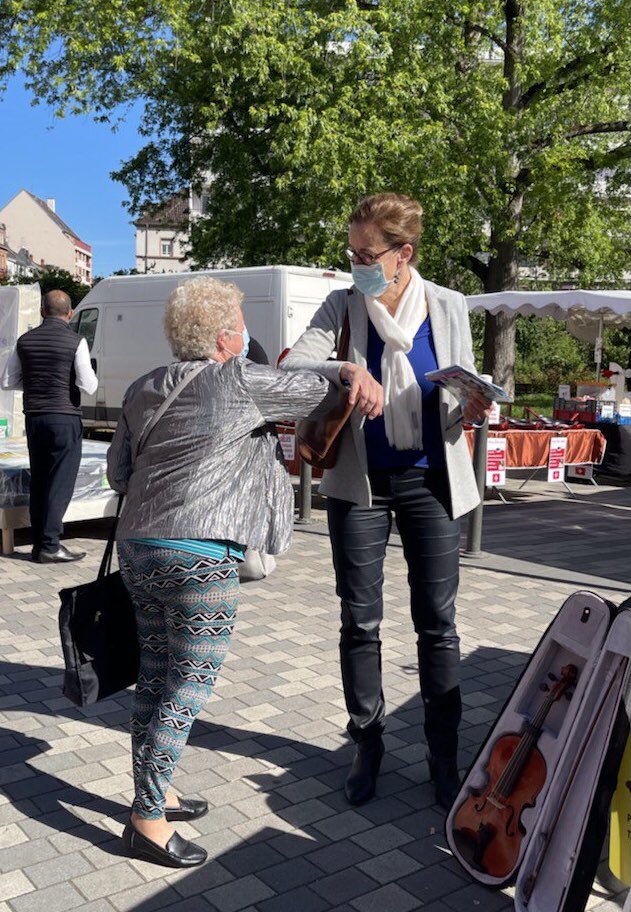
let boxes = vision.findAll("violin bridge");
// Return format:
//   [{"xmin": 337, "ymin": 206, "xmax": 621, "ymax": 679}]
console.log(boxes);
[{"xmin": 486, "ymin": 795, "xmax": 506, "ymax": 811}]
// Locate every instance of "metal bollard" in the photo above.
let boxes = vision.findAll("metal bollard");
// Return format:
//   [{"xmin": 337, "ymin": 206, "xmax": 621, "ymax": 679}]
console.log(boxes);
[
  {"xmin": 463, "ymin": 418, "xmax": 488, "ymax": 557},
  {"xmin": 296, "ymin": 456, "xmax": 313, "ymax": 524}
]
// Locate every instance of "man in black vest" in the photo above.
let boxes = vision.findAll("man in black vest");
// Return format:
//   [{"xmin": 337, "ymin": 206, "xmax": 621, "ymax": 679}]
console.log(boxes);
[{"xmin": 1, "ymin": 290, "xmax": 98, "ymax": 562}]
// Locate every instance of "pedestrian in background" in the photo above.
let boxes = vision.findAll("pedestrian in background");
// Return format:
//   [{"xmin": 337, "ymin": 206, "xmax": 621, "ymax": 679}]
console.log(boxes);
[
  {"xmin": 107, "ymin": 276, "xmax": 329, "ymax": 868},
  {"xmin": 1, "ymin": 289, "xmax": 97, "ymax": 562},
  {"xmin": 282, "ymin": 193, "xmax": 492, "ymax": 810}
]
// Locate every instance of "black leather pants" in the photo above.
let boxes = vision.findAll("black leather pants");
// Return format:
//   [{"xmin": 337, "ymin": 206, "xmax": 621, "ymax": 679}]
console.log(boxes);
[{"xmin": 327, "ymin": 467, "xmax": 462, "ymax": 760}]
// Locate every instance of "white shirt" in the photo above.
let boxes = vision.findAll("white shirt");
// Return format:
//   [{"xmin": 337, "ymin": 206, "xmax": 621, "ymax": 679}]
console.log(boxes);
[{"xmin": 1, "ymin": 335, "xmax": 99, "ymax": 396}]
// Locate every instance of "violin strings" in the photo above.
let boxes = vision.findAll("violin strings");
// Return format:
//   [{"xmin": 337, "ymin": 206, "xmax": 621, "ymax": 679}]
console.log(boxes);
[{"xmin": 491, "ymin": 680, "xmax": 567, "ymax": 800}]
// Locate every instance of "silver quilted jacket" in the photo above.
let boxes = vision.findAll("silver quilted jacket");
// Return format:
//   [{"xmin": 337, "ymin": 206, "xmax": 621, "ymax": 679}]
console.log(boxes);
[{"xmin": 106, "ymin": 357, "xmax": 329, "ymax": 553}]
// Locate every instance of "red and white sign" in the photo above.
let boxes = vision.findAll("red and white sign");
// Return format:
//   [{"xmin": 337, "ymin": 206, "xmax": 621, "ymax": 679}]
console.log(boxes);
[
  {"xmin": 567, "ymin": 463, "xmax": 594, "ymax": 480},
  {"xmin": 488, "ymin": 400, "xmax": 502, "ymax": 425},
  {"xmin": 547, "ymin": 437, "xmax": 568, "ymax": 482},
  {"xmin": 486, "ymin": 438, "xmax": 507, "ymax": 487},
  {"xmin": 278, "ymin": 432, "xmax": 296, "ymax": 463}
]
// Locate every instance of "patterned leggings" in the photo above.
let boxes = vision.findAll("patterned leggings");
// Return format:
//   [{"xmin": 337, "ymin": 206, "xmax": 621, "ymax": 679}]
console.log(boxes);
[{"xmin": 118, "ymin": 541, "xmax": 239, "ymax": 819}]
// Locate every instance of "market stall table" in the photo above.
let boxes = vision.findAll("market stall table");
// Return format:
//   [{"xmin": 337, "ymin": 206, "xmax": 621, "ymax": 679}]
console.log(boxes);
[
  {"xmin": 464, "ymin": 427, "xmax": 607, "ymax": 495},
  {"xmin": 0, "ymin": 439, "xmax": 118, "ymax": 554},
  {"xmin": 583, "ymin": 422, "xmax": 631, "ymax": 479}
]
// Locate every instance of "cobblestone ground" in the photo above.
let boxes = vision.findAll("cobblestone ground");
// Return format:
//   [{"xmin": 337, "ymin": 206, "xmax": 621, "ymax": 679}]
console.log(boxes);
[{"xmin": 0, "ymin": 480, "xmax": 630, "ymax": 912}]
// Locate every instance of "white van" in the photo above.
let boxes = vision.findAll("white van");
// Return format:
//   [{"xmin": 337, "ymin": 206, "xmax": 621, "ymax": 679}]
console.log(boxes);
[{"xmin": 71, "ymin": 265, "xmax": 352, "ymax": 429}]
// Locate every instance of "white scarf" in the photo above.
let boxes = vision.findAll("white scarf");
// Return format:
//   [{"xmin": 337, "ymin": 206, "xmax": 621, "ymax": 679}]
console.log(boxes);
[{"xmin": 365, "ymin": 268, "xmax": 426, "ymax": 451}]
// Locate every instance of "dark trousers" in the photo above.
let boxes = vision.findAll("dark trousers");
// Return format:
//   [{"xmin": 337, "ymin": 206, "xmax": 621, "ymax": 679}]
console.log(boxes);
[
  {"xmin": 25, "ymin": 415, "xmax": 83, "ymax": 553},
  {"xmin": 327, "ymin": 467, "xmax": 462, "ymax": 760}
]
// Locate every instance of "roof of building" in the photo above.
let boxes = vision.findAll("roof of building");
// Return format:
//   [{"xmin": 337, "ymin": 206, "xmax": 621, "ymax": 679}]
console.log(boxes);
[
  {"xmin": 6, "ymin": 245, "xmax": 38, "ymax": 269},
  {"xmin": 134, "ymin": 192, "xmax": 190, "ymax": 229},
  {"xmin": 0, "ymin": 190, "xmax": 91, "ymax": 250},
  {"xmin": 26, "ymin": 191, "xmax": 85, "ymax": 243}
]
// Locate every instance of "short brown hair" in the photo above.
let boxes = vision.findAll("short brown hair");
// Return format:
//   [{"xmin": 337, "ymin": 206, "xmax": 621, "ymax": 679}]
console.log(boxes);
[
  {"xmin": 42, "ymin": 290, "xmax": 72, "ymax": 317},
  {"xmin": 350, "ymin": 193, "xmax": 423, "ymax": 264}
]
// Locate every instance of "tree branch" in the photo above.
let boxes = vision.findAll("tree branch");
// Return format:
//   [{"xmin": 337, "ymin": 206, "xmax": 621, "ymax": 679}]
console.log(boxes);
[
  {"xmin": 565, "ymin": 121, "xmax": 631, "ymax": 141},
  {"xmin": 503, "ymin": 0, "xmax": 524, "ymax": 111},
  {"xmin": 528, "ymin": 121, "xmax": 631, "ymax": 154},
  {"xmin": 582, "ymin": 141, "xmax": 631, "ymax": 172},
  {"xmin": 446, "ymin": 14, "xmax": 508, "ymax": 54},
  {"xmin": 462, "ymin": 254, "xmax": 489, "ymax": 283},
  {"xmin": 518, "ymin": 48, "xmax": 614, "ymax": 111}
]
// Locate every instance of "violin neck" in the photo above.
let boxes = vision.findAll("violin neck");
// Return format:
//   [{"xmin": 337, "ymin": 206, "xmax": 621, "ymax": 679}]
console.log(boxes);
[{"xmin": 492, "ymin": 691, "xmax": 555, "ymax": 799}]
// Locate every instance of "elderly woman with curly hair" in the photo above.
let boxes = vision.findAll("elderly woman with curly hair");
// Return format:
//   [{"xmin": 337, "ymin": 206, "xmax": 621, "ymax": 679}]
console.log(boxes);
[{"xmin": 107, "ymin": 276, "xmax": 329, "ymax": 869}]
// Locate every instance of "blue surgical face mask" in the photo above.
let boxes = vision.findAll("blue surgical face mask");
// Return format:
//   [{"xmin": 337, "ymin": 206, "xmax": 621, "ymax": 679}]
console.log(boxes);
[
  {"xmin": 351, "ymin": 262, "xmax": 394, "ymax": 298},
  {"xmin": 224, "ymin": 326, "xmax": 250, "ymax": 358}
]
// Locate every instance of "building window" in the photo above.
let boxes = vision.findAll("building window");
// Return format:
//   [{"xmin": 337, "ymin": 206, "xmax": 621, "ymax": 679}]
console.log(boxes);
[{"xmin": 161, "ymin": 238, "xmax": 174, "ymax": 257}]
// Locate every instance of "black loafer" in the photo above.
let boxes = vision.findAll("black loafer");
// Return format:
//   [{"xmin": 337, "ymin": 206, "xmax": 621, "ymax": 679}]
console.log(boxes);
[
  {"xmin": 344, "ymin": 738, "xmax": 385, "ymax": 805},
  {"xmin": 164, "ymin": 797, "xmax": 208, "ymax": 822},
  {"xmin": 38, "ymin": 545, "xmax": 86, "ymax": 563},
  {"xmin": 122, "ymin": 823, "xmax": 207, "ymax": 868},
  {"xmin": 428, "ymin": 753, "xmax": 461, "ymax": 810}
]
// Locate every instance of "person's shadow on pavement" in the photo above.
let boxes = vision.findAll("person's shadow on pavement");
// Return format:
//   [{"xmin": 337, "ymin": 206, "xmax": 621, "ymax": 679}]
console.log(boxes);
[
  {"xmin": 0, "ymin": 645, "xmax": 524, "ymax": 911},
  {"xmin": 0, "ymin": 729, "xmax": 130, "ymax": 857}
]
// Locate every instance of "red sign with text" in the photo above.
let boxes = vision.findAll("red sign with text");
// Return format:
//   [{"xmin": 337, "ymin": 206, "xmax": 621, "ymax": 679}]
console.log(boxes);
[
  {"xmin": 547, "ymin": 436, "xmax": 568, "ymax": 482},
  {"xmin": 566, "ymin": 463, "xmax": 594, "ymax": 480},
  {"xmin": 486, "ymin": 438, "xmax": 507, "ymax": 487}
]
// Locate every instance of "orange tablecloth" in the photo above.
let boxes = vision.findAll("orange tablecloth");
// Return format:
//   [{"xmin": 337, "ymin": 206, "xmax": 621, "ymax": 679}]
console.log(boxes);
[{"xmin": 464, "ymin": 428, "xmax": 607, "ymax": 469}]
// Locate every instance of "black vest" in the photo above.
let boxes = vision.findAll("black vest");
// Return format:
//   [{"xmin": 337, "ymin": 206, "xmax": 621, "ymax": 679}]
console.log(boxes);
[{"xmin": 17, "ymin": 318, "xmax": 82, "ymax": 416}]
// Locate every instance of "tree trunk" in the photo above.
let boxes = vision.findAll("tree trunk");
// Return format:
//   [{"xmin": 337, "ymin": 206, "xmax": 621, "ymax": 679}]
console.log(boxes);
[
  {"xmin": 479, "ymin": 0, "xmax": 524, "ymax": 400},
  {"xmin": 482, "ymin": 235, "xmax": 519, "ymax": 399},
  {"xmin": 482, "ymin": 311, "xmax": 516, "ymax": 398}
]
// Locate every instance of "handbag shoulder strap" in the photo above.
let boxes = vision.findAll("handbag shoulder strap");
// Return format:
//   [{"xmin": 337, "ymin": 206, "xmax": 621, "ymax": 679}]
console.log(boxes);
[
  {"xmin": 133, "ymin": 362, "xmax": 207, "ymax": 461},
  {"xmin": 101, "ymin": 363, "xmax": 207, "ymax": 578},
  {"xmin": 337, "ymin": 310, "xmax": 350, "ymax": 361},
  {"xmin": 99, "ymin": 492, "xmax": 125, "ymax": 579}
]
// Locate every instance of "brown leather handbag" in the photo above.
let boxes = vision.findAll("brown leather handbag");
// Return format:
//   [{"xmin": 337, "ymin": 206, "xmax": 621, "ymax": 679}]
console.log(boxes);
[{"xmin": 296, "ymin": 313, "xmax": 354, "ymax": 470}]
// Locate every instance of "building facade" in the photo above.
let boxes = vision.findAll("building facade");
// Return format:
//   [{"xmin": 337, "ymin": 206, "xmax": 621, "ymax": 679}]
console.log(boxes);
[
  {"xmin": 134, "ymin": 190, "xmax": 204, "ymax": 273},
  {"xmin": 0, "ymin": 223, "xmax": 7, "ymax": 279},
  {"xmin": 0, "ymin": 190, "xmax": 92, "ymax": 285}
]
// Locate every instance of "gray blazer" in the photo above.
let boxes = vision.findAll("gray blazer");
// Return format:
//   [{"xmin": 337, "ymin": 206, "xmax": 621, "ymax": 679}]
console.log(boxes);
[
  {"xmin": 107, "ymin": 357, "xmax": 329, "ymax": 552},
  {"xmin": 281, "ymin": 281, "xmax": 481, "ymax": 520}
]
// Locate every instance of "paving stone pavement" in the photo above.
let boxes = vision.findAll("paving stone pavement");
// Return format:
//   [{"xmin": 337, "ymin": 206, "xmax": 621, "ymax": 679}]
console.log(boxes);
[{"xmin": 0, "ymin": 480, "xmax": 630, "ymax": 912}]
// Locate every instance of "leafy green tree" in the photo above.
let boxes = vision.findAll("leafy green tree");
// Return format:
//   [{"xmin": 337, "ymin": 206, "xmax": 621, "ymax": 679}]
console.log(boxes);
[
  {"xmin": 1, "ymin": 267, "xmax": 90, "ymax": 308},
  {"xmin": 3, "ymin": 1, "xmax": 630, "ymax": 395},
  {"xmin": 37, "ymin": 268, "xmax": 91, "ymax": 308}
]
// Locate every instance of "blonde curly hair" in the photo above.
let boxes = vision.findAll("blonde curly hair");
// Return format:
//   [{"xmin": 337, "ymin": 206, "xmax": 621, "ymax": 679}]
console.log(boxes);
[{"xmin": 164, "ymin": 276, "xmax": 244, "ymax": 361}]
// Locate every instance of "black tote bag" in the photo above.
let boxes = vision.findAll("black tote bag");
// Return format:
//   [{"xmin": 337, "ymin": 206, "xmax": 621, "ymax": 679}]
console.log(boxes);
[{"xmin": 58, "ymin": 496, "xmax": 139, "ymax": 706}]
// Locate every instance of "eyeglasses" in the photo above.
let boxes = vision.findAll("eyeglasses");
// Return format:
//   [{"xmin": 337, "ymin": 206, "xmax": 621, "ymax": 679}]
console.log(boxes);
[{"xmin": 345, "ymin": 244, "xmax": 401, "ymax": 266}]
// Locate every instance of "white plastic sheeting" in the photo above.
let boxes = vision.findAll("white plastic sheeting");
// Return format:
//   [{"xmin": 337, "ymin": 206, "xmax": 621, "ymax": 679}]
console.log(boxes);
[
  {"xmin": 0, "ymin": 284, "xmax": 41, "ymax": 437},
  {"xmin": 0, "ymin": 439, "xmax": 112, "ymax": 508}
]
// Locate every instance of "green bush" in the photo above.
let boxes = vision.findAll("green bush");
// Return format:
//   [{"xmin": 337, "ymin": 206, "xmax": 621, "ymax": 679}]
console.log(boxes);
[{"xmin": 469, "ymin": 313, "xmax": 629, "ymax": 393}]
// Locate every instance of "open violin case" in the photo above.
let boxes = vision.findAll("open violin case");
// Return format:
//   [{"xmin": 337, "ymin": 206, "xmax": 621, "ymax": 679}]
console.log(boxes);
[{"xmin": 446, "ymin": 590, "xmax": 631, "ymax": 912}]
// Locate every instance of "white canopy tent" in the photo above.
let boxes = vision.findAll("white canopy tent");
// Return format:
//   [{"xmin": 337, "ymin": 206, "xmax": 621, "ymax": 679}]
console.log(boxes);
[{"xmin": 465, "ymin": 289, "xmax": 631, "ymax": 377}]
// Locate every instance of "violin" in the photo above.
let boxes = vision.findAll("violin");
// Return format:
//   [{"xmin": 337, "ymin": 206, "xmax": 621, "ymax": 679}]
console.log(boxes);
[{"xmin": 452, "ymin": 663, "xmax": 577, "ymax": 879}]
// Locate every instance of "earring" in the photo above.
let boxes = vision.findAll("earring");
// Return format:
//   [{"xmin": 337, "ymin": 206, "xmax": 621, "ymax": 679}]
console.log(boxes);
[{"xmin": 393, "ymin": 268, "xmax": 401, "ymax": 285}]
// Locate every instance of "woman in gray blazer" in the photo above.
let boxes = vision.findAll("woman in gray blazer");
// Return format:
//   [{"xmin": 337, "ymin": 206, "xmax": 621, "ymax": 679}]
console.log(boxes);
[
  {"xmin": 281, "ymin": 193, "xmax": 491, "ymax": 811},
  {"xmin": 107, "ymin": 276, "xmax": 328, "ymax": 868}
]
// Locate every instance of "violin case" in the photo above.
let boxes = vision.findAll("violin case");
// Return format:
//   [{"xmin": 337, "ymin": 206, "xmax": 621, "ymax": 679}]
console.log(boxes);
[{"xmin": 446, "ymin": 590, "xmax": 631, "ymax": 912}]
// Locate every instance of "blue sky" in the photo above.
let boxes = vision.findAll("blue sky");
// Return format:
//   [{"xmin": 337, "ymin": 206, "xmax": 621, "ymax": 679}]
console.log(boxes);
[{"xmin": 0, "ymin": 78, "xmax": 146, "ymax": 277}]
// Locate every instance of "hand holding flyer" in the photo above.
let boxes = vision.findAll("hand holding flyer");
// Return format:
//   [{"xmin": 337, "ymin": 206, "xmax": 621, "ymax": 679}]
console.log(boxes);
[{"xmin": 424, "ymin": 365, "xmax": 513, "ymax": 403}]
